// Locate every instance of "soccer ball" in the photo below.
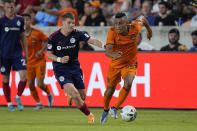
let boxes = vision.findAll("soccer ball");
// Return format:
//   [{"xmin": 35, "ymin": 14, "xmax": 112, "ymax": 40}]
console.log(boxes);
[{"xmin": 120, "ymin": 105, "xmax": 137, "ymax": 122}]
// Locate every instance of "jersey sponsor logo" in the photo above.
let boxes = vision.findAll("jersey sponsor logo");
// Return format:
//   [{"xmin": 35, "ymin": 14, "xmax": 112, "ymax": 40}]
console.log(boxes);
[
  {"xmin": 0, "ymin": 66, "xmax": 5, "ymax": 73},
  {"xmin": 131, "ymin": 34, "xmax": 136, "ymax": 40},
  {"xmin": 47, "ymin": 44, "xmax": 52, "ymax": 49},
  {"xmin": 4, "ymin": 27, "xmax": 9, "ymax": 32},
  {"xmin": 59, "ymin": 76, "xmax": 65, "ymax": 82},
  {"xmin": 70, "ymin": 37, "xmax": 76, "ymax": 43},
  {"xmin": 4, "ymin": 27, "xmax": 20, "ymax": 32},
  {"xmin": 57, "ymin": 46, "xmax": 61, "ymax": 50},
  {"xmin": 17, "ymin": 20, "xmax": 21, "ymax": 26}
]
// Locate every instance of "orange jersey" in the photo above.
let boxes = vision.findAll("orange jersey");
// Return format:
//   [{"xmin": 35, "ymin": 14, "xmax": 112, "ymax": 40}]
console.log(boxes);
[
  {"xmin": 57, "ymin": 8, "xmax": 79, "ymax": 26},
  {"xmin": 106, "ymin": 21, "xmax": 142, "ymax": 68},
  {"xmin": 26, "ymin": 28, "xmax": 48, "ymax": 66}
]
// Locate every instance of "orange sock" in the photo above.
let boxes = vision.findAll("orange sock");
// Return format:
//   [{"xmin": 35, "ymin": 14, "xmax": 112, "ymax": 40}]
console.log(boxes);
[
  {"xmin": 30, "ymin": 88, "xmax": 40, "ymax": 103},
  {"xmin": 114, "ymin": 87, "xmax": 130, "ymax": 109},
  {"xmin": 41, "ymin": 85, "xmax": 50, "ymax": 95},
  {"xmin": 104, "ymin": 91, "xmax": 113, "ymax": 111}
]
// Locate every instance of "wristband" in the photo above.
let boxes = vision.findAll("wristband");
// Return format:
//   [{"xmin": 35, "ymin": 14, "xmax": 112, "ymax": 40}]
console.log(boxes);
[{"xmin": 57, "ymin": 57, "xmax": 61, "ymax": 62}]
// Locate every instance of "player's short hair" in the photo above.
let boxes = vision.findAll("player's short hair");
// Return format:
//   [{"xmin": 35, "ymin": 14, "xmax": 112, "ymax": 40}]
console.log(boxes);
[
  {"xmin": 191, "ymin": 30, "xmax": 197, "ymax": 36},
  {"xmin": 3, "ymin": 0, "xmax": 15, "ymax": 4},
  {"xmin": 115, "ymin": 12, "xmax": 126, "ymax": 18},
  {"xmin": 62, "ymin": 12, "xmax": 74, "ymax": 21},
  {"xmin": 169, "ymin": 28, "xmax": 180, "ymax": 36},
  {"xmin": 22, "ymin": 13, "xmax": 31, "ymax": 19}
]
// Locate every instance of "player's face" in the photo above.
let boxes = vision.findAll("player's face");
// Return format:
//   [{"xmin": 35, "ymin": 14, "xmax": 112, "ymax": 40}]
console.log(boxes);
[
  {"xmin": 192, "ymin": 35, "xmax": 197, "ymax": 46},
  {"xmin": 4, "ymin": 2, "xmax": 15, "ymax": 17},
  {"xmin": 62, "ymin": 18, "xmax": 75, "ymax": 33},
  {"xmin": 114, "ymin": 18, "xmax": 127, "ymax": 34},
  {"xmin": 23, "ymin": 16, "xmax": 31, "ymax": 29},
  {"xmin": 168, "ymin": 33, "xmax": 179, "ymax": 44}
]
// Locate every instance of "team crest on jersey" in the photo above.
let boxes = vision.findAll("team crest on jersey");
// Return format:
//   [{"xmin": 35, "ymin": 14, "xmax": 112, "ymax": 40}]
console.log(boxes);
[
  {"xmin": 4, "ymin": 27, "xmax": 9, "ymax": 32},
  {"xmin": 70, "ymin": 37, "xmax": 76, "ymax": 43},
  {"xmin": 17, "ymin": 20, "xmax": 21, "ymax": 26},
  {"xmin": 131, "ymin": 34, "xmax": 136, "ymax": 40},
  {"xmin": 59, "ymin": 76, "xmax": 65, "ymax": 82},
  {"xmin": 31, "ymin": 38, "xmax": 36, "ymax": 43},
  {"xmin": 1, "ymin": 66, "xmax": 6, "ymax": 73},
  {"xmin": 47, "ymin": 44, "xmax": 52, "ymax": 49}
]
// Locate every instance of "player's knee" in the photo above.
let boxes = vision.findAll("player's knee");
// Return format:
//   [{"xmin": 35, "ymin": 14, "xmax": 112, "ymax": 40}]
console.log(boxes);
[{"xmin": 81, "ymin": 94, "xmax": 86, "ymax": 100}]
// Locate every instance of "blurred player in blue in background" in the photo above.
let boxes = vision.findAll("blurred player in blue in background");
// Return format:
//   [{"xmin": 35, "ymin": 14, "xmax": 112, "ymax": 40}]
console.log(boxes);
[
  {"xmin": 47, "ymin": 12, "xmax": 104, "ymax": 123},
  {"xmin": 0, "ymin": 0, "xmax": 28, "ymax": 112}
]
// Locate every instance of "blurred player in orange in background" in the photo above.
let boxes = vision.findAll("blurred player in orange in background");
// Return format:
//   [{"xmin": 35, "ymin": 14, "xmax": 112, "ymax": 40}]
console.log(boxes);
[
  {"xmin": 100, "ymin": 12, "xmax": 152, "ymax": 123},
  {"xmin": 22, "ymin": 13, "xmax": 53, "ymax": 110}
]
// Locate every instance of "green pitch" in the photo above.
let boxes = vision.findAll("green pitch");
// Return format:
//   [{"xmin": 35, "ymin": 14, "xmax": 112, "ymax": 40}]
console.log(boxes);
[{"xmin": 0, "ymin": 107, "xmax": 197, "ymax": 131}]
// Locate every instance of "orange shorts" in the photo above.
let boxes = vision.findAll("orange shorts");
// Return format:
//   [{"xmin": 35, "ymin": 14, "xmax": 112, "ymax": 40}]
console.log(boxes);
[
  {"xmin": 107, "ymin": 64, "xmax": 136, "ymax": 87},
  {"xmin": 27, "ymin": 61, "xmax": 46, "ymax": 80}
]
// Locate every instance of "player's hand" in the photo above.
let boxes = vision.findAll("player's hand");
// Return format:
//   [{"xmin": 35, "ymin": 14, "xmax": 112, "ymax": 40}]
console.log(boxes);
[
  {"xmin": 61, "ymin": 56, "xmax": 69, "ymax": 63},
  {"xmin": 112, "ymin": 51, "xmax": 122, "ymax": 60},
  {"xmin": 35, "ymin": 50, "xmax": 42, "ymax": 58}
]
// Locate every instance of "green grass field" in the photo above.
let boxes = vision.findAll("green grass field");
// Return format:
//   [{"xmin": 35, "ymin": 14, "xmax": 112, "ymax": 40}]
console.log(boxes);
[{"xmin": 0, "ymin": 107, "xmax": 197, "ymax": 131}]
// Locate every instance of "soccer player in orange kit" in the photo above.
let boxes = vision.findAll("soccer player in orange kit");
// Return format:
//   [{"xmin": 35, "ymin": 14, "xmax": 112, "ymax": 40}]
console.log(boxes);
[
  {"xmin": 22, "ymin": 13, "xmax": 53, "ymax": 109},
  {"xmin": 100, "ymin": 12, "xmax": 152, "ymax": 123}
]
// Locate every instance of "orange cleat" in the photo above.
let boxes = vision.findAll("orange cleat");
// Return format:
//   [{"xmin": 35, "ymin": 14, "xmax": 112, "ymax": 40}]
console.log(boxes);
[{"xmin": 88, "ymin": 113, "xmax": 95, "ymax": 124}]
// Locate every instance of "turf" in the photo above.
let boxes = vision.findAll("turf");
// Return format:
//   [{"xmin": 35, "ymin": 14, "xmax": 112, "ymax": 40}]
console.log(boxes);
[{"xmin": 0, "ymin": 107, "xmax": 197, "ymax": 131}]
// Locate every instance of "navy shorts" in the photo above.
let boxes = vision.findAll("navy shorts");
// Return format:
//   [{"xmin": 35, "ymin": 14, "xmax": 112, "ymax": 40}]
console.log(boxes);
[
  {"xmin": 54, "ymin": 69, "xmax": 85, "ymax": 89},
  {"xmin": 0, "ymin": 56, "xmax": 26, "ymax": 75}
]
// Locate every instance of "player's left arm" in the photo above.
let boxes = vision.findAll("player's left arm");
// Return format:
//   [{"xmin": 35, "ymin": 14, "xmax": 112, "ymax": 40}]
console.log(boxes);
[
  {"xmin": 87, "ymin": 38, "xmax": 105, "ymax": 49},
  {"xmin": 137, "ymin": 16, "xmax": 152, "ymax": 40},
  {"xmin": 35, "ymin": 42, "xmax": 47, "ymax": 58},
  {"xmin": 20, "ymin": 32, "xmax": 28, "ymax": 60}
]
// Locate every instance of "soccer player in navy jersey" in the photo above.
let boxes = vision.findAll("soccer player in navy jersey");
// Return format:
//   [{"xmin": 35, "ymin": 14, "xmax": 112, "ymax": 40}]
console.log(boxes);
[
  {"xmin": 0, "ymin": 0, "xmax": 28, "ymax": 112},
  {"xmin": 47, "ymin": 12, "xmax": 104, "ymax": 123}
]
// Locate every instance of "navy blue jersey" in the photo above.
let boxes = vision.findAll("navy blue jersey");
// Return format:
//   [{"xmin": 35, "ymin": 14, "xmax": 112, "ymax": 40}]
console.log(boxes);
[
  {"xmin": 0, "ymin": 15, "xmax": 25, "ymax": 58},
  {"xmin": 47, "ymin": 29, "xmax": 90, "ymax": 72}
]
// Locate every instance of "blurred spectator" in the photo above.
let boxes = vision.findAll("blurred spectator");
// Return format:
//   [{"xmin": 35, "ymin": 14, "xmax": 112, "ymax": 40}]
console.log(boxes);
[
  {"xmin": 35, "ymin": 0, "xmax": 58, "ymax": 27},
  {"xmin": 141, "ymin": 0, "xmax": 156, "ymax": 26},
  {"xmin": 80, "ymin": 1, "xmax": 91, "ymax": 26},
  {"xmin": 190, "ymin": 30, "xmax": 197, "ymax": 51},
  {"xmin": 15, "ymin": 0, "xmax": 40, "ymax": 15},
  {"xmin": 119, "ymin": 0, "xmax": 132, "ymax": 17},
  {"xmin": 84, "ymin": 0, "xmax": 107, "ymax": 26},
  {"xmin": 138, "ymin": 32, "xmax": 155, "ymax": 51},
  {"xmin": 79, "ymin": 31, "xmax": 94, "ymax": 51},
  {"xmin": 160, "ymin": 28, "xmax": 187, "ymax": 51},
  {"xmin": 191, "ymin": 6, "xmax": 197, "ymax": 27},
  {"xmin": 100, "ymin": 0, "xmax": 114, "ymax": 25},
  {"xmin": 28, "ymin": 0, "xmax": 79, "ymax": 26},
  {"xmin": 72, "ymin": 0, "xmax": 84, "ymax": 19},
  {"xmin": 0, "ymin": 2, "xmax": 4, "ymax": 17},
  {"xmin": 155, "ymin": 1, "xmax": 176, "ymax": 26}
]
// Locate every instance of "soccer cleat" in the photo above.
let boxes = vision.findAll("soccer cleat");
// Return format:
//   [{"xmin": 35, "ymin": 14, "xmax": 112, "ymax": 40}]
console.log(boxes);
[
  {"xmin": 8, "ymin": 105, "xmax": 15, "ymax": 112},
  {"xmin": 109, "ymin": 107, "xmax": 118, "ymax": 119},
  {"xmin": 67, "ymin": 95, "xmax": 73, "ymax": 106},
  {"xmin": 14, "ymin": 96, "xmax": 24, "ymax": 111},
  {"xmin": 33, "ymin": 103, "xmax": 44, "ymax": 110},
  {"xmin": 100, "ymin": 110, "xmax": 108, "ymax": 124},
  {"xmin": 88, "ymin": 113, "xmax": 95, "ymax": 124},
  {"xmin": 47, "ymin": 93, "xmax": 53, "ymax": 107}
]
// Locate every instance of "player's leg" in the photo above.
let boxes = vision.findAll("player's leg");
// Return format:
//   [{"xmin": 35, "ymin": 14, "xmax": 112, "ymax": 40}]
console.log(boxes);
[
  {"xmin": 36, "ymin": 62, "xmax": 53, "ymax": 107},
  {"xmin": 63, "ymin": 83, "xmax": 95, "ymax": 123},
  {"xmin": 1, "ymin": 58, "xmax": 15, "ymax": 112},
  {"xmin": 13, "ymin": 56, "xmax": 27, "ymax": 111},
  {"xmin": 100, "ymin": 66, "xmax": 121, "ymax": 123},
  {"xmin": 112, "ymin": 66, "xmax": 136, "ymax": 113},
  {"xmin": 78, "ymin": 89, "xmax": 86, "ymax": 100}
]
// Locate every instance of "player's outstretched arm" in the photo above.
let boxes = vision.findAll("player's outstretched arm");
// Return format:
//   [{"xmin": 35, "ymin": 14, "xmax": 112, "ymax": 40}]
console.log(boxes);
[
  {"xmin": 87, "ymin": 38, "xmax": 105, "ymax": 49},
  {"xmin": 137, "ymin": 16, "xmax": 152, "ymax": 40},
  {"xmin": 105, "ymin": 44, "xmax": 122, "ymax": 59},
  {"xmin": 21, "ymin": 32, "xmax": 28, "ymax": 60}
]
